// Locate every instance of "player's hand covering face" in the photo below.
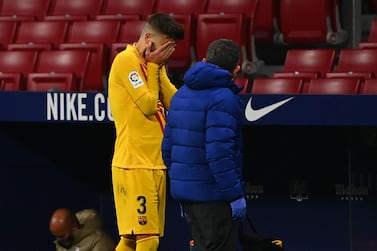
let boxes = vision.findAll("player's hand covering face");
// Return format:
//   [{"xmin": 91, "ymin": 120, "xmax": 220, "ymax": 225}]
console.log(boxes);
[{"xmin": 145, "ymin": 34, "xmax": 176, "ymax": 65}]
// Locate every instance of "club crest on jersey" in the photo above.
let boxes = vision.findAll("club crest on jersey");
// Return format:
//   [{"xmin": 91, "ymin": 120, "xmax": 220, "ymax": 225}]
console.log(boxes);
[
  {"xmin": 129, "ymin": 71, "xmax": 144, "ymax": 88},
  {"xmin": 138, "ymin": 216, "xmax": 147, "ymax": 225}
]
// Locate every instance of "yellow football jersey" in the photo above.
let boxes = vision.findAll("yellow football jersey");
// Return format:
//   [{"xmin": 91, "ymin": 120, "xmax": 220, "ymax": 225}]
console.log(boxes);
[{"xmin": 108, "ymin": 44, "xmax": 176, "ymax": 169}]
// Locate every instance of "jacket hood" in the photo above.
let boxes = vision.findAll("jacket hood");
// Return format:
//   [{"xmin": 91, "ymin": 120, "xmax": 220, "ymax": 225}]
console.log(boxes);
[
  {"xmin": 76, "ymin": 209, "xmax": 102, "ymax": 230},
  {"xmin": 183, "ymin": 62, "xmax": 242, "ymax": 94}
]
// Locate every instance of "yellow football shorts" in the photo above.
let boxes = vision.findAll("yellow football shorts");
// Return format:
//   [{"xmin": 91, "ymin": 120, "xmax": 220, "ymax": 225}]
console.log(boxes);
[{"xmin": 112, "ymin": 167, "xmax": 166, "ymax": 237}]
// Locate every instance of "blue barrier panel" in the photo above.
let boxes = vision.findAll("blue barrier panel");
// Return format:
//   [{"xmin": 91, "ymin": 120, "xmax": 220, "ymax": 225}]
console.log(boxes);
[{"xmin": 2, "ymin": 92, "xmax": 377, "ymax": 125}]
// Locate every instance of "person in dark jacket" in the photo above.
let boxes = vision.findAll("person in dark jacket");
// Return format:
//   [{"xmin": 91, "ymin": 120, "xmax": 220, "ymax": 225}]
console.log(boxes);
[{"xmin": 162, "ymin": 39, "xmax": 246, "ymax": 251}]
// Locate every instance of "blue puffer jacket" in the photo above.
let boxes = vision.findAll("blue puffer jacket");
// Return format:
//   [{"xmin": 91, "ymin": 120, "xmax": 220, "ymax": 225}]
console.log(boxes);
[{"xmin": 162, "ymin": 62, "xmax": 245, "ymax": 202}]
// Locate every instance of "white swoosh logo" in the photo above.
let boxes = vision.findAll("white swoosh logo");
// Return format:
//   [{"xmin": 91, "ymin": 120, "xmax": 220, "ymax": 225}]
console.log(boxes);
[{"xmin": 245, "ymin": 96, "xmax": 294, "ymax": 121}]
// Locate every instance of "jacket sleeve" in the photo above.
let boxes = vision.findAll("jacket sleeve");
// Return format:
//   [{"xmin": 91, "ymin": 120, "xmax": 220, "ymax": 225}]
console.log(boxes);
[
  {"xmin": 91, "ymin": 232, "xmax": 116, "ymax": 251},
  {"xmin": 206, "ymin": 93, "xmax": 244, "ymax": 201}
]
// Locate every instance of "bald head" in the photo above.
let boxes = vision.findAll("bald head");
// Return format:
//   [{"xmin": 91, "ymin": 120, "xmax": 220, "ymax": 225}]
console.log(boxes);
[{"xmin": 49, "ymin": 208, "xmax": 80, "ymax": 239}]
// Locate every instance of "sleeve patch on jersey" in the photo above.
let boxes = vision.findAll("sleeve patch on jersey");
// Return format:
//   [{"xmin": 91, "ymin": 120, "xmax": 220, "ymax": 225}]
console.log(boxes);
[{"xmin": 128, "ymin": 71, "xmax": 144, "ymax": 88}]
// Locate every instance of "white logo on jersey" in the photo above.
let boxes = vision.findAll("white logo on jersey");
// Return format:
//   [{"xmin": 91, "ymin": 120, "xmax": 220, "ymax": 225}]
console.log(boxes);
[{"xmin": 128, "ymin": 71, "xmax": 144, "ymax": 88}]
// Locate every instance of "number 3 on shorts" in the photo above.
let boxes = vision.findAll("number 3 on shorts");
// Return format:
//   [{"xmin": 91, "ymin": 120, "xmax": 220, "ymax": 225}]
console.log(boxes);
[{"xmin": 137, "ymin": 195, "xmax": 146, "ymax": 214}]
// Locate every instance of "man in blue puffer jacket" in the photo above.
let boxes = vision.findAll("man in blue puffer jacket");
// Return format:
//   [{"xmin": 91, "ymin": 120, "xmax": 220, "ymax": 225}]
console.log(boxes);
[{"xmin": 162, "ymin": 39, "xmax": 246, "ymax": 251}]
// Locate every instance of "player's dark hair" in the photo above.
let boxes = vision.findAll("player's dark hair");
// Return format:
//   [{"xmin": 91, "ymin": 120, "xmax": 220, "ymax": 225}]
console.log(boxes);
[
  {"xmin": 147, "ymin": 13, "xmax": 184, "ymax": 40},
  {"xmin": 206, "ymin": 39, "xmax": 240, "ymax": 73}
]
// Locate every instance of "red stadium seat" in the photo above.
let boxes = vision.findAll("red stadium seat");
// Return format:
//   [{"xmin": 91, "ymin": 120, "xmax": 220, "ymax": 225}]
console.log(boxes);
[
  {"xmin": 27, "ymin": 73, "xmax": 76, "ymax": 91},
  {"xmin": 273, "ymin": 71, "xmax": 320, "ymax": 80},
  {"xmin": 45, "ymin": 0, "xmax": 103, "ymax": 21},
  {"xmin": 116, "ymin": 20, "xmax": 145, "ymax": 43},
  {"xmin": 196, "ymin": 13, "xmax": 253, "ymax": 74},
  {"xmin": 360, "ymin": 78, "xmax": 377, "ymax": 94},
  {"xmin": 94, "ymin": 13, "xmax": 139, "ymax": 22},
  {"xmin": 325, "ymin": 72, "xmax": 374, "ymax": 81},
  {"xmin": 273, "ymin": 72, "xmax": 318, "ymax": 94},
  {"xmin": 155, "ymin": 0, "xmax": 207, "ymax": 17},
  {"xmin": 65, "ymin": 20, "xmax": 120, "ymax": 48},
  {"xmin": 196, "ymin": 13, "xmax": 246, "ymax": 60},
  {"xmin": 306, "ymin": 78, "xmax": 361, "ymax": 94},
  {"xmin": 7, "ymin": 43, "xmax": 52, "ymax": 51},
  {"xmin": 206, "ymin": 0, "xmax": 257, "ymax": 20},
  {"xmin": 0, "ymin": 50, "xmax": 38, "ymax": 74},
  {"xmin": 253, "ymin": 0, "xmax": 280, "ymax": 43},
  {"xmin": 0, "ymin": 73, "xmax": 22, "ymax": 90},
  {"xmin": 206, "ymin": 0, "xmax": 262, "ymax": 72},
  {"xmin": 98, "ymin": 0, "xmax": 156, "ymax": 20},
  {"xmin": 0, "ymin": 15, "xmax": 34, "ymax": 21},
  {"xmin": 43, "ymin": 15, "xmax": 87, "ymax": 22},
  {"xmin": 358, "ymin": 41, "xmax": 377, "ymax": 49},
  {"xmin": 0, "ymin": 0, "xmax": 51, "ymax": 20},
  {"xmin": 274, "ymin": 49, "xmax": 336, "ymax": 78},
  {"xmin": 251, "ymin": 78, "xmax": 303, "ymax": 94},
  {"xmin": 0, "ymin": 20, "xmax": 17, "ymax": 49},
  {"xmin": 326, "ymin": 48, "xmax": 377, "ymax": 79},
  {"xmin": 28, "ymin": 50, "xmax": 90, "ymax": 91},
  {"xmin": 9, "ymin": 21, "xmax": 68, "ymax": 49},
  {"xmin": 0, "ymin": 50, "xmax": 38, "ymax": 90},
  {"xmin": 59, "ymin": 43, "xmax": 106, "ymax": 91},
  {"xmin": 62, "ymin": 20, "xmax": 120, "ymax": 90},
  {"xmin": 277, "ymin": 0, "xmax": 346, "ymax": 45}
]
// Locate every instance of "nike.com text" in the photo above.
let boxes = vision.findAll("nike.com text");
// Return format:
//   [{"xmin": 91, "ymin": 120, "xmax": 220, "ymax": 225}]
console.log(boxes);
[{"xmin": 46, "ymin": 93, "xmax": 113, "ymax": 122}]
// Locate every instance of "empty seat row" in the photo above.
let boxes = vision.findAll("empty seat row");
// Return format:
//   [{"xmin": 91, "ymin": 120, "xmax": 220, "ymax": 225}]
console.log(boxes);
[
  {"xmin": 0, "ymin": 50, "xmax": 96, "ymax": 91},
  {"xmin": 0, "ymin": 0, "xmax": 346, "ymax": 46},
  {"xmin": 0, "ymin": 0, "xmax": 349, "ymax": 78},
  {"xmin": 0, "ymin": 17, "xmax": 257, "ymax": 76},
  {"xmin": 233, "ymin": 46, "xmax": 377, "ymax": 95},
  {"xmin": 3, "ymin": 49, "xmax": 377, "ymax": 94},
  {"xmin": 3, "ymin": 40, "xmax": 376, "ymax": 93},
  {"xmin": 0, "ymin": 20, "xmax": 138, "ymax": 91},
  {"xmin": 270, "ymin": 47, "xmax": 377, "ymax": 92},
  {"xmin": 247, "ymin": 77, "xmax": 377, "ymax": 95},
  {"xmin": 0, "ymin": 0, "xmax": 269, "ymax": 24},
  {"xmin": 0, "ymin": 20, "xmax": 121, "ymax": 49},
  {"xmin": 274, "ymin": 47, "xmax": 377, "ymax": 78},
  {"xmin": 277, "ymin": 0, "xmax": 347, "ymax": 45},
  {"xmin": 0, "ymin": 0, "xmax": 152, "ymax": 20}
]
